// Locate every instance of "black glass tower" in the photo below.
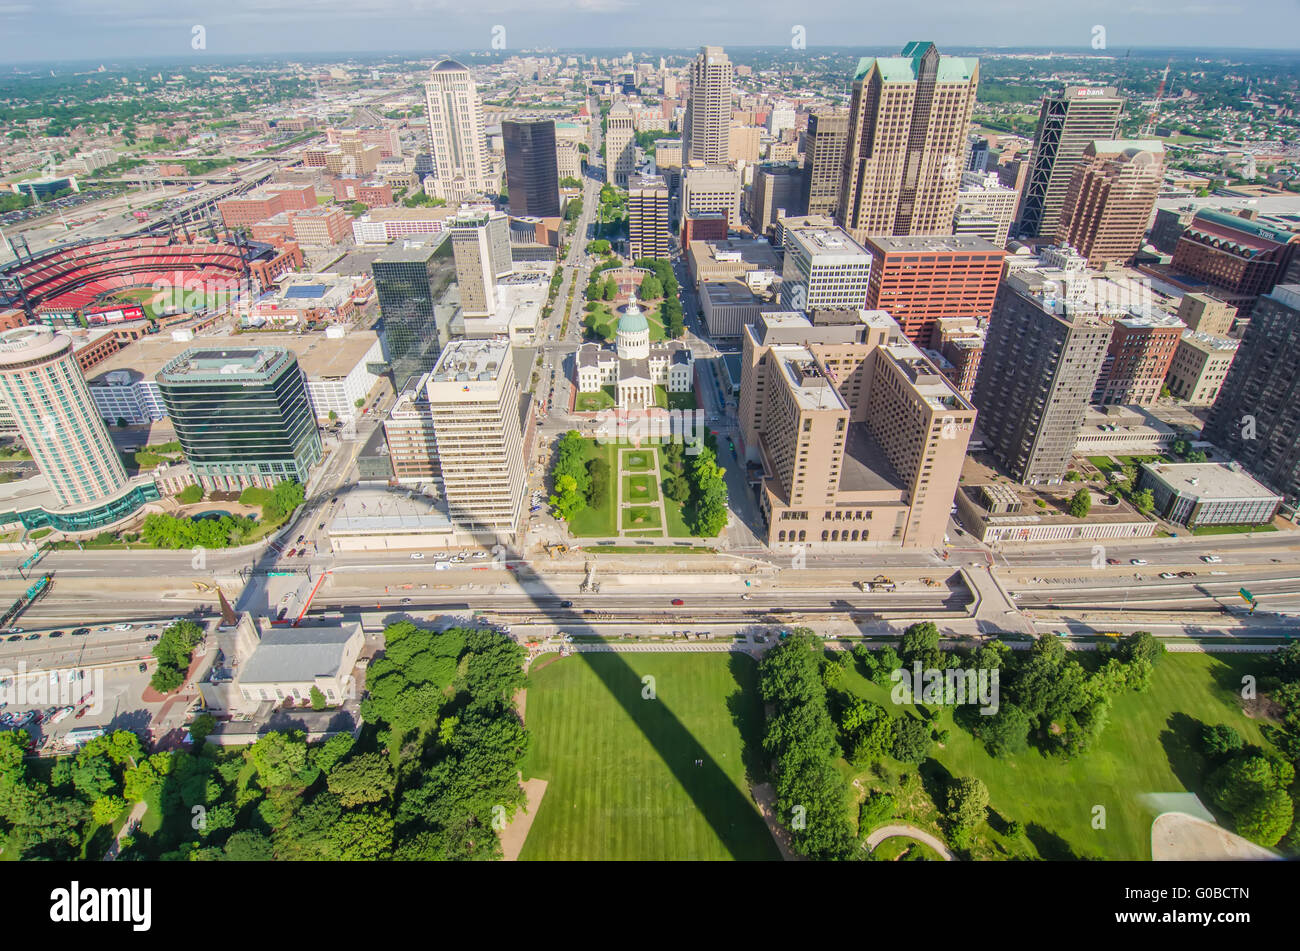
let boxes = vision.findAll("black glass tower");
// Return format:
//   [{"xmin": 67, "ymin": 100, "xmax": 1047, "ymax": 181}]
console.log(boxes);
[{"xmin": 502, "ymin": 119, "xmax": 561, "ymax": 218}]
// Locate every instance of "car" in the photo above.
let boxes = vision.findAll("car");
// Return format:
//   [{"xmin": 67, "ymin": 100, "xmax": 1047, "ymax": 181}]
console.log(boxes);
[
  {"xmin": 331, "ymin": 496, "xmax": 339, "ymax": 504},
  {"xmin": 71, "ymin": 628, "xmax": 90, "ymax": 637},
  {"xmin": 1201, "ymin": 555, "xmax": 1222, "ymax": 563},
  {"xmin": 434, "ymin": 561, "xmax": 450, "ymax": 571},
  {"xmin": 296, "ymin": 535, "xmax": 305, "ymax": 544},
  {"xmin": 114, "ymin": 623, "xmax": 133, "ymax": 631},
  {"xmin": 559, "ymin": 600, "xmax": 574, "ymax": 608},
  {"xmin": 318, "ymin": 523, "xmax": 325, "ymax": 531},
  {"xmin": 285, "ymin": 548, "xmax": 297, "ymax": 557},
  {"xmin": 1178, "ymin": 571, "xmax": 1196, "ymax": 578},
  {"xmin": 138, "ymin": 663, "xmax": 148, "ymax": 673},
  {"xmin": 144, "ymin": 634, "xmax": 159, "ymax": 642},
  {"xmin": 296, "ymin": 550, "xmax": 306, "ymax": 557},
  {"xmin": 1106, "ymin": 558, "xmax": 1120, "ymax": 565},
  {"xmin": 411, "ymin": 552, "xmax": 425, "ymax": 560},
  {"xmin": 5, "ymin": 634, "xmax": 21, "ymax": 642},
  {"xmin": 1159, "ymin": 572, "xmax": 1176, "ymax": 579},
  {"xmin": 97, "ymin": 627, "xmax": 109, "ymax": 632},
  {"xmin": 671, "ymin": 598, "xmax": 685, "ymax": 606},
  {"xmin": 740, "ymin": 594, "xmax": 751, "ymax": 600},
  {"xmin": 472, "ymin": 550, "xmax": 487, "ymax": 559},
  {"xmin": 25, "ymin": 633, "xmax": 40, "ymax": 641},
  {"xmin": 1130, "ymin": 559, "xmax": 1148, "ymax": 566}
]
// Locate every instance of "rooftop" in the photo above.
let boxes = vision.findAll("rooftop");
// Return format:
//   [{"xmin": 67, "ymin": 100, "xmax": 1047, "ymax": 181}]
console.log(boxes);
[
  {"xmin": 787, "ymin": 227, "xmax": 872, "ymax": 262},
  {"xmin": 431, "ymin": 339, "xmax": 512, "ymax": 383},
  {"xmin": 865, "ymin": 234, "xmax": 1004, "ymax": 255},
  {"xmin": 239, "ymin": 623, "xmax": 361, "ymax": 685},
  {"xmin": 1142, "ymin": 461, "xmax": 1282, "ymax": 502}
]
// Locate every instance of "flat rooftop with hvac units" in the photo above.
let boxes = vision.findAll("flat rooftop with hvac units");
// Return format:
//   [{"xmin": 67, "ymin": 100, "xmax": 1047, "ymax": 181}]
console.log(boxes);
[{"xmin": 1139, "ymin": 462, "xmax": 1282, "ymax": 529}]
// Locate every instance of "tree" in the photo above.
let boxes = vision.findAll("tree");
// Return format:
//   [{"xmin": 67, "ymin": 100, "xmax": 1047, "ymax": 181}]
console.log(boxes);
[
  {"xmin": 1131, "ymin": 488, "xmax": 1155, "ymax": 513},
  {"xmin": 899, "ymin": 621, "xmax": 940, "ymax": 667},
  {"xmin": 328, "ymin": 410, "xmax": 338, "ymax": 422},
  {"xmin": 327, "ymin": 753, "xmax": 396, "ymax": 807},
  {"xmin": 586, "ymin": 239, "xmax": 610, "ymax": 255},
  {"xmin": 550, "ymin": 473, "xmax": 586, "ymax": 521},
  {"xmin": 840, "ymin": 698, "xmax": 893, "ymax": 766},
  {"xmin": 224, "ymin": 830, "xmax": 274, "ymax": 861},
  {"xmin": 309, "ymin": 686, "xmax": 326, "ymax": 711},
  {"xmin": 639, "ymin": 275, "xmax": 663, "ymax": 300},
  {"xmin": 891, "ymin": 717, "xmax": 932, "ymax": 764},
  {"xmin": 945, "ymin": 776, "xmax": 990, "ymax": 847},
  {"xmin": 585, "ymin": 456, "xmax": 610, "ymax": 505},
  {"xmin": 1068, "ymin": 488, "xmax": 1092, "ymax": 519},
  {"xmin": 602, "ymin": 277, "xmax": 617, "ymax": 300},
  {"xmin": 976, "ymin": 702, "xmax": 1031, "ymax": 757},
  {"xmin": 1201, "ymin": 723, "xmax": 1244, "ymax": 759}
]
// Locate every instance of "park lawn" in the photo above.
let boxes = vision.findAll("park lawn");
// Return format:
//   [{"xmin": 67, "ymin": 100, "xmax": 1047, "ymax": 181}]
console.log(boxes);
[
  {"xmin": 623, "ymin": 473, "xmax": 659, "ymax": 503},
  {"xmin": 520, "ymin": 652, "xmax": 779, "ymax": 860},
  {"xmin": 662, "ymin": 492, "xmax": 694, "ymax": 538},
  {"xmin": 575, "ymin": 386, "xmax": 615, "ymax": 412},
  {"xmin": 621, "ymin": 448, "xmax": 655, "ymax": 472},
  {"xmin": 656, "ymin": 385, "xmax": 697, "ymax": 411},
  {"xmin": 621, "ymin": 506, "xmax": 662, "ymax": 531},
  {"xmin": 838, "ymin": 650, "xmax": 1278, "ymax": 860},
  {"xmin": 1192, "ymin": 523, "xmax": 1278, "ymax": 536},
  {"xmin": 565, "ymin": 440, "xmax": 619, "ymax": 537},
  {"xmin": 872, "ymin": 835, "xmax": 944, "ymax": 861}
]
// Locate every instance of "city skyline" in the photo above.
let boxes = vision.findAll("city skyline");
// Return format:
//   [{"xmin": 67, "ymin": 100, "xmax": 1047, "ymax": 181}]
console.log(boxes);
[{"xmin": 2, "ymin": 2, "xmax": 1300, "ymax": 63}]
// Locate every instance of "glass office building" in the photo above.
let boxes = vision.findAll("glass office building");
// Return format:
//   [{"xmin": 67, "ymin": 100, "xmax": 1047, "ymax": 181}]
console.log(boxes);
[
  {"xmin": 371, "ymin": 234, "xmax": 457, "ymax": 391},
  {"xmin": 157, "ymin": 347, "xmax": 322, "ymax": 492}
]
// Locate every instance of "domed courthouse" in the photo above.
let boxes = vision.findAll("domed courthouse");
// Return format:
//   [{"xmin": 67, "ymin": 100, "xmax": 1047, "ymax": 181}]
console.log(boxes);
[{"xmin": 575, "ymin": 292, "xmax": 693, "ymax": 410}]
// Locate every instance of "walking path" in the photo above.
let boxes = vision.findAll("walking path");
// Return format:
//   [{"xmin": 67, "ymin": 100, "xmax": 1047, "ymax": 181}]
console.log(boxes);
[
  {"xmin": 104, "ymin": 801, "xmax": 147, "ymax": 860},
  {"xmin": 863, "ymin": 824, "xmax": 956, "ymax": 860}
]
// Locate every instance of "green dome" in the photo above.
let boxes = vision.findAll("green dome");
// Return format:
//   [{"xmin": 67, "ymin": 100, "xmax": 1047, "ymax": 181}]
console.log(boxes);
[{"xmin": 618, "ymin": 308, "xmax": 649, "ymax": 334}]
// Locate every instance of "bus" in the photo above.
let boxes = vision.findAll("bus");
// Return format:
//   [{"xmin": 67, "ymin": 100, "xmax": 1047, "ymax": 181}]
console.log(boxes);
[{"xmin": 63, "ymin": 727, "xmax": 105, "ymax": 748}]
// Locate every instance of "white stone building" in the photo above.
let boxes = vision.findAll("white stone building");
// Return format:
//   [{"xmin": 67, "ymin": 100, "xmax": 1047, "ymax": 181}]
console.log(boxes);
[{"xmin": 575, "ymin": 293, "xmax": 693, "ymax": 409}]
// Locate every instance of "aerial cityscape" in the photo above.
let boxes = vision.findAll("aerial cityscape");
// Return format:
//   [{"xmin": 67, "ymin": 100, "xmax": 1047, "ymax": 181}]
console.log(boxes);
[{"xmin": 1, "ymin": 3, "xmax": 1299, "ymax": 889}]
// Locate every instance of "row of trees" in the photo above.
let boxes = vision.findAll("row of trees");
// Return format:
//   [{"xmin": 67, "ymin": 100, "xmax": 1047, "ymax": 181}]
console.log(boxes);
[
  {"xmin": 549, "ymin": 430, "xmax": 602, "ymax": 522},
  {"xmin": 140, "ymin": 512, "xmax": 256, "ymax": 549},
  {"xmin": 149, "ymin": 620, "xmax": 205, "ymax": 694},
  {"xmin": 634, "ymin": 258, "xmax": 683, "ymax": 338},
  {"xmin": 0, "ymin": 621, "xmax": 530, "ymax": 862},
  {"xmin": 659, "ymin": 440, "xmax": 729, "ymax": 537}
]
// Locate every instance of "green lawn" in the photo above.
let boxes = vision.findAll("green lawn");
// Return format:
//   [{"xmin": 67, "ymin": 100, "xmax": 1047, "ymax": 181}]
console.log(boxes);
[
  {"xmin": 623, "ymin": 473, "xmax": 658, "ymax": 503},
  {"xmin": 565, "ymin": 439, "xmax": 619, "ymax": 538},
  {"xmin": 656, "ymin": 385, "xmax": 697, "ymax": 411},
  {"xmin": 838, "ymin": 651, "xmax": 1278, "ymax": 860},
  {"xmin": 1191, "ymin": 523, "xmax": 1279, "ymax": 536},
  {"xmin": 575, "ymin": 386, "xmax": 615, "ymax": 412},
  {"xmin": 520, "ymin": 652, "xmax": 779, "ymax": 860},
  {"xmin": 621, "ymin": 449, "xmax": 654, "ymax": 472},
  {"xmin": 621, "ymin": 505, "xmax": 662, "ymax": 531}
]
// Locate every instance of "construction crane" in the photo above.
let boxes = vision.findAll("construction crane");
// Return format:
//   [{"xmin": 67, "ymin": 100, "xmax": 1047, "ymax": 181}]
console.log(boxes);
[{"xmin": 1141, "ymin": 59, "xmax": 1173, "ymax": 137}]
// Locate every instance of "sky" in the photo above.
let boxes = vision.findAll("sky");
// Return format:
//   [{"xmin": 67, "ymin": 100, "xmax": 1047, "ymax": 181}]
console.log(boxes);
[{"xmin": 1, "ymin": 0, "xmax": 1298, "ymax": 64}]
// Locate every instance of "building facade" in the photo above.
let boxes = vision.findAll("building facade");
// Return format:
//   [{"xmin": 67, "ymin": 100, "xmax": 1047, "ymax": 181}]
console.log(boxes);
[
  {"xmin": 837, "ymin": 42, "xmax": 979, "ymax": 242},
  {"xmin": 1058, "ymin": 140, "xmax": 1165, "ymax": 268},
  {"xmin": 779, "ymin": 226, "xmax": 872, "ymax": 314},
  {"xmin": 424, "ymin": 59, "xmax": 493, "ymax": 202},
  {"xmin": 502, "ymin": 118, "xmax": 561, "ymax": 218},
  {"xmin": 605, "ymin": 103, "xmax": 636, "ymax": 189},
  {"xmin": 628, "ymin": 174, "xmax": 670, "ymax": 261},
  {"xmin": 684, "ymin": 46, "xmax": 733, "ymax": 166},
  {"xmin": 1092, "ymin": 311, "xmax": 1185, "ymax": 406},
  {"xmin": 372, "ymin": 237, "xmax": 456, "ymax": 391},
  {"xmin": 1165, "ymin": 330, "xmax": 1238, "ymax": 406},
  {"xmin": 801, "ymin": 110, "xmax": 849, "ymax": 218}
]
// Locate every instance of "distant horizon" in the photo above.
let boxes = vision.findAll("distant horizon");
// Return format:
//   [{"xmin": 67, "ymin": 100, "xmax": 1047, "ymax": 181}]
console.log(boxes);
[{"xmin": 1, "ymin": 1, "xmax": 1297, "ymax": 64}]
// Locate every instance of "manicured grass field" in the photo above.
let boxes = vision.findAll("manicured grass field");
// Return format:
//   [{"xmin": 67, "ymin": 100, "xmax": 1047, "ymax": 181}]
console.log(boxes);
[
  {"xmin": 520, "ymin": 652, "xmax": 779, "ymax": 860},
  {"xmin": 655, "ymin": 384, "xmax": 697, "ymax": 411},
  {"xmin": 575, "ymin": 386, "xmax": 616, "ymax": 412},
  {"xmin": 621, "ymin": 449, "xmax": 654, "ymax": 472},
  {"xmin": 565, "ymin": 440, "xmax": 619, "ymax": 537},
  {"xmin": 838, "ymin": 651, "xmax": 1277, "ymax": 860},
  {"xmin": 624, "ymin": 473, "xmax": 658, "ymax": 503},
  {"xmin": 1192, "ymin": 523, "xmax": 1278, "ymax": 536},
  {"xmin": 621, "ymin": 505, "xmax": 662, "ymax": 531}
]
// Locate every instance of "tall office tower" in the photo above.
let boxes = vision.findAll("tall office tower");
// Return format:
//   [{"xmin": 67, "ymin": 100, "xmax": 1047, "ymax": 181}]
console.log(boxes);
[
  {"xmin": 681, "ymin": 162, "xmax": 741, "ymax": 232},
  {"xmin": 1058, "ymin": 140, "xmax": 1164, "ymax": 267},
  {"xmin": 862, "ymin": 235, "xmax": 1005, "ymax": 346},
  {"xmin": 383, "ymin": 371, "xmax": 440, "ymax": 486},
  {"xmin": 628, "ymin": 173, "xmax": 670, "ymax": 260},
  {"xmin": 0, "ymin": 326, "xmax": 128, "ymax": 508},
  {"xmin": 1017, "ymin": 86, "xmax": 1124, "ymax": 240},
  {"xmin": 837, "ymin": 42, "xmax": 979, "ymax": 242},
  {"xmin": 1205, "ymin": 285, "xmax": 1300, "ymax": 501},
  {"xmin": 952, "ymin": 171, "xmax": 1018, "ymax": 247},
  {"xmin": 448, "ymin": 209, "xmax": 512, "ymax": 318},
  {"xmin": 157, "ymin": 347, "xmax": 322, "ymax": 492},
  {"xmin": 779, "ymin": 226, "xmax": 873, "ymax": 314},
  {"xmin": 1092, "ymin": 311, "xmax": 1185, "ymax": 405},
  {"xmin": 423, "ymin": 59, "xmax": 492, "ymax": 202},
  {"xmin": 426, "ymin": 340, "xmax": 526, "ymax": 537},
  {"xmin": 738, "ymin": 311, "xmax": 974, "ymax": 549},
  {"xmin": 684, "ymin": 46, "xmax": 733, "ymax": 165},
  {"xmin": 972, "ymin": 272, "xmax": 1113, "ymax": 484},
  {"xmin": 750, "ymin": 164, "xmax": 804, "ymax": 240},
  {"xmin": 605, "ymin": 102, "xmax": 636, "ymax": 188},
  {"xmin": 1176, "ymin": 292, "xmax": 1237, "ymax": 337},
  {"xmin": 372, "ymin": 236, "xmax": 456, "ymax": 391},
  {"xmin": 767, "ymin": 101, "xmax": 796, "ymax": 138},
  {"xmin": 1164, "ymin": 331, "xmax": 1239, "ymax": 406},
  {"xmin": 801, "ymin": 110, "xmax": 849, "ymax": 217},
  {"xmin": 502, "ymin": 118, "xmax": 560, "ymax": 218}
]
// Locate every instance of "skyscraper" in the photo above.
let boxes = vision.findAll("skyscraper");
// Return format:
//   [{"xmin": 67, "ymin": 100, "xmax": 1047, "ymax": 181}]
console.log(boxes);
[
  {"xmin": 157, "ymin": 347, "xmax": 322, "ymax": 492},
  {"xmin": 605, "ymin": 102, "xmax": 636, "ymax": 188},
  {"xmin": 0, "ymin": 326, "xmax": 128, "ymax": 508},
  {"xmin": 448, "ymin": 208, "xmax": 512, "ymax": 318},
  {"xmin": 684, "ymin": 46, "xmax": 733, "ymax": 166},
  {"xmin": 801, "ymin": 110, "xmax": 849, "ymax": 217},
  {"xmin": 426, "ymin": 339, "xmax": 527, "ymax": 537},
  {"xmin": 1205, "ymin": 285, "xmax": 1300, "ymax": 502},
  {"xmin": 750, "ymin": 164, "xmax": 804, "ymax": 240},
  {"xmin": 972, "ymin": 270, "xmax": 1113, "ymax": 484},
  {"xmin": 502, "ymin": 118, "xmax": 560, "ymax": 218},
  {"xmin": 372, "ymin": 236, "xmax": 456, "ymax": 391},
  {"xmin": 423, "ymin": 59, "xmax": 492, "ymax": 202},
  {"xmin": 779, "ymin": 226, "xmax": 873, "ymax": 314},
  {"xmin": 1058, "ymin": 140, "xmax": 1165, "ymax": 267},
  {"xmin": 628, "ymin": 173, "xmax": 670, "ymax": 260},
  {"xmin": 837, "ymin": 42, "xmax": 979, "ymax": 242},
  {"xmin": 1017, "ymin": 86, "xmax": 1124, "ymax": 240}
]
